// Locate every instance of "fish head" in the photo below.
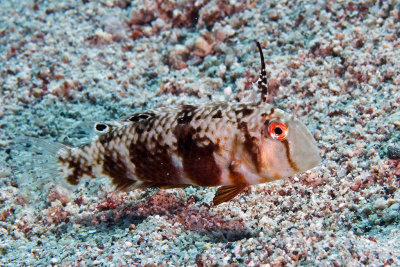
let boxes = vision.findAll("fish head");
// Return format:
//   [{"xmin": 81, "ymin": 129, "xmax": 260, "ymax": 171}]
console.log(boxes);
[{"xmin": 250, "ymin": 106, "xmax": 321, "ymax": 182}]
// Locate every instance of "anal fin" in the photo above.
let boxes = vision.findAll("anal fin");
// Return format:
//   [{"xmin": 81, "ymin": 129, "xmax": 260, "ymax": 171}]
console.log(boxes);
[
  {"xmin": 213, "ymin": 184, "xmax": 247, "ymax": 206},
  {"xmin": 113, "ymin": 178, "xmax": 137, "ymax": 191}
]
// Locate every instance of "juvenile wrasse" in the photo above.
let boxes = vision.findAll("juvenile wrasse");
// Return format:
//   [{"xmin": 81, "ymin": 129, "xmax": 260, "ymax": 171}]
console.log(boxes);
[{"xmin": 42, "ymin": 41, "xmax": 321, "ymax": 205}]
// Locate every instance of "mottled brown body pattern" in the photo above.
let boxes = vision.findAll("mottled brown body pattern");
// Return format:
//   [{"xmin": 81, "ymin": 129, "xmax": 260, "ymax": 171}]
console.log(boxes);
[{"xmin": 59, "ymin": 102, "xmax": 275, "ymax": 185}]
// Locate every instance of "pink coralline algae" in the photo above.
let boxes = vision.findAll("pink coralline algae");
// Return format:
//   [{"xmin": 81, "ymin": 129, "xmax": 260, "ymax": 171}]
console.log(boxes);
[{"xmin": 128, "ymin": 0, "xmax": 251, "ymax": 37}]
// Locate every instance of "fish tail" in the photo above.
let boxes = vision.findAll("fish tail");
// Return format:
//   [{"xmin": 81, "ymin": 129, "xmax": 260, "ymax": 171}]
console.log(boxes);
[
  {"xmin": 16, "ymin": 136, "xmax": 138, "ymax": 191},
  {"xmin": 12, "ymin": 136, "xmax": 73, "ymax": 189}
]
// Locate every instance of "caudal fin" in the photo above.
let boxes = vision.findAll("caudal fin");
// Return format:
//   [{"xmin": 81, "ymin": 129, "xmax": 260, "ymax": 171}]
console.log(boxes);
[{"xmin": 12, "ymin": 136, "xmax": 72, "ymax": 189}]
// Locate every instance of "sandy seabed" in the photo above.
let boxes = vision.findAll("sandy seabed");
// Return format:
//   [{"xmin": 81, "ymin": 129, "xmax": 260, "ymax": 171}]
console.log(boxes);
[{"xmin": 1, "ymin": 0, "xmax": 400, "ymax": 266}]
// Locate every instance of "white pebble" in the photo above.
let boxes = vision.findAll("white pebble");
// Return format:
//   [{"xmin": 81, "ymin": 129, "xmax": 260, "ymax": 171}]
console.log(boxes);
[
  {"xmin": 224, "ymin": 86, "xmax": 232, "ymax": 95},
  {"xmin": 219, "ymin": 64, "xmax": 226, "ymax": 76},
  {"xmin": 373, "ymin": 198, "xmax": 387, "ymax": 210}
]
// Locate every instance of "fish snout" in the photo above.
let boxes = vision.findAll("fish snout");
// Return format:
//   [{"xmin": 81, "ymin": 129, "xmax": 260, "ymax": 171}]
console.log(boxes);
[{"xmin": 288, "ymin": 119, "xmax": 321, "ymax": 172}]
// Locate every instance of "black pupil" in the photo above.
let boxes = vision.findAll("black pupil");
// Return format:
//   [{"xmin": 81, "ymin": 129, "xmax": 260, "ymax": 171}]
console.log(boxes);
[
  {"xmin": 274, "ymin": 127, "xmax": 283, "ymax": 135},
  {"xmin": 96, "ymin": 123, "xmax": 108, "ymax": 131}
]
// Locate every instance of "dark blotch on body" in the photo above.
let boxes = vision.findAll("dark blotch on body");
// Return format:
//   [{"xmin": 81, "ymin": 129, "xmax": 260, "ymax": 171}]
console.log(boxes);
[
  {"xmin": 228, "ymin": 162, "xmax": 247, "ymax": 185},
  {"xmin": 212, "ymin": 110, "xmax": 222, "ymax": 119},
  {"xmin": 98, "ymin": 129, "xmax": 119, "ymax": 143},
  {"xmin": 129, "ymin": 142, "xmax": 181, "ymax": 185},
  {"xmin": 135, "ymin": 124, "xmax": 145, "ymax": 134},
  {"xmin": 60, "ymin": 153, "xmax": 92, "ymax": 186},
  {"xmin": 144, "ymin": 118, "xmax": 157, "ymax": 132},
  {"xmin": 174, "ymin": 125, "xmax": 221, "ymax": 186},
  {"xmin": 103, "ymin": 154, "xmax": 136, "ymax": 189},
  {"xmin": 177, "ymin": 105, "xmax": 196, "ymax": 124},
  {"xmin": 235, "ymin": 107, "xmax": 254, "ymax": 117},
  {"xmin": 65, "ymin": 160, "xmax": 83, "ymax": 185}
]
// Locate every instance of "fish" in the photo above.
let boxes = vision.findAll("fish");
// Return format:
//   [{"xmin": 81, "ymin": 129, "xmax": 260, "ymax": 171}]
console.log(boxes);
[{"xmin": 32, "ymin": 41, "xmax": 321, "ymax": 205}]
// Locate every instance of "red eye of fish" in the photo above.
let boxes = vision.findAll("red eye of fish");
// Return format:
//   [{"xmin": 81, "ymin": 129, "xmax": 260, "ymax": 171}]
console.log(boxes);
[{"xmin": 268, "ymin": 121, "xmax": 288, "ymax": 140}]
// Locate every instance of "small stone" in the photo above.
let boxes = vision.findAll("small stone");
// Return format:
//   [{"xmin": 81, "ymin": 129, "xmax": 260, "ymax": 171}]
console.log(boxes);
[
  {"xmin": 195, "ymin": 241, "xmax": 205, "ymax": 247},
  {"xmin": 389, "ymin": 203, "xmax": 399, "ymax": 211},
  {"xmin": 224, "ymin": 86, "xmax": 232, "ymax": 96},
  {"xmin": 103, "ymin": 16, "xmax": 126, "ymax": 41},
  {"xmin": 387, "ymin": 146, "xmax": 400, "ymax": 160},
  {"xmin": 383, "ymin": 210, "xmax": 398, "ymax": 223},
  {"xmin": 51, "ymin": 258, "xmax": 58, "ymax": 264},
  {"xmin": 214, "ymin": 24, "xmax": 235, "ymax": 41},
  {"xmin": 219, "ymin": 64, "xmax": 226, "ymax": 76},
  {"xmin": 194, "ymin": 36, "xmax": 213, "ymax": 57},
  {"xmin": 388, "ymin": 112, "xmax": 400, "ymax": 126},
  {"xmin": 152, "ymin": 18, "xmax": 167, "ymax": 31},
  {"xmin": 373, "ymin": 198, "xmax": 387, "ymax": 210},
  {"xmin": 268, "ymin": 10, "xmax": 280, "ymax": 21},
  {"xmin": 95, "ymin": 29, "xmax": 112, "ymax": 43}
]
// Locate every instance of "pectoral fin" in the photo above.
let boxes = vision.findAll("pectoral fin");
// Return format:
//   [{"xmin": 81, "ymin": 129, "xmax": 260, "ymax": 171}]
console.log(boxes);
[{"xmin": 213, "ymin": 184, "xmax": 247, "ymax": 205}]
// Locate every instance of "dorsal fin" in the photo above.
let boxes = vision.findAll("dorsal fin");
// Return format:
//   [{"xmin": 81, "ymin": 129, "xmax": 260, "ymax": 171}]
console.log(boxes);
[{"xmin": 255, "ymin": 40, "xmax": 269, "ymax": 102}]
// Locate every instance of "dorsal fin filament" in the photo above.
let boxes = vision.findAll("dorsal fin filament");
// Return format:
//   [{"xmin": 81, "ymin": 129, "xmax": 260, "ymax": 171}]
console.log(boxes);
[{"xmin": 255, "ymin": 40, "xmax": 269, "ymax": 103}]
